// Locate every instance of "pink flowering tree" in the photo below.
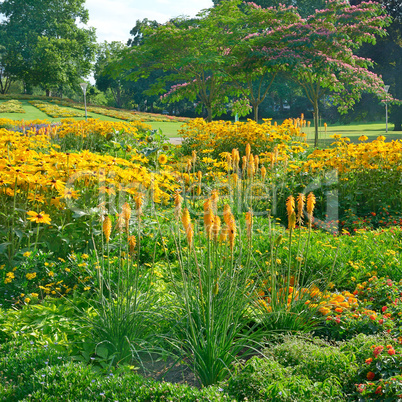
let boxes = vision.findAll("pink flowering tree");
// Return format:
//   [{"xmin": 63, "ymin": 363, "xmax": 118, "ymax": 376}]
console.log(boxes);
[{"xmin": 252, "ymin": 0, "xmax": 391, "ymax": 146}]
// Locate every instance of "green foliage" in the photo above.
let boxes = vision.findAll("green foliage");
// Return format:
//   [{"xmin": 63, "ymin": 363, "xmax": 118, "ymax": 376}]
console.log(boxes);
[
  {"xmin": 226, "ymin": 356, "xmax": 345, "ymax": 401},
  {"xmin": 0, "ymin": 0, "xmax": 96, "ymax": 92},
  {"xmin": 266, "ymin": 335, "xmax": 357, "ymax": 387}
]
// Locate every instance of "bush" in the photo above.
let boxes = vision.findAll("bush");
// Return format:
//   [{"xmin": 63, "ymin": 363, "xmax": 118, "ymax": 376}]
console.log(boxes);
[{"xmin": 226, "ymin": 355, "xmax": 344, "ymax": 401}]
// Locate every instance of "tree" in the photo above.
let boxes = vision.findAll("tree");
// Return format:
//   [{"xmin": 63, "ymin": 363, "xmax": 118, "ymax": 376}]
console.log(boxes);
[
  {"xmin": 350, "ymin": 0, "xmax": 402, "ymax": 131},
  {"xmin": 120, "ymin": 1, "xmax": 256, "ymax": 121},
  {"xmin": 213, "ymin": 0, "xmax": 327, "ymax": 18},
  {"xmin": 127, "ymin": 19, "xmax": 159, "ymax": 47},
  {"xmin": 95, "ymin": 42, "xmax": 129, "ymax": 108},
  {"xmin": 0, "ymin": 28, "xmax": 13, "ymax": 94},
  {"xmin": 223, "ymin": 4, "xmax": 302, "ymax": 121},
  {"xmin": 251, "ymin": 0, "xmax": 391, "ymax": 146},
  {"xmin": 0, "ymin": 0, "xmax": 96, "ymax": 94}
]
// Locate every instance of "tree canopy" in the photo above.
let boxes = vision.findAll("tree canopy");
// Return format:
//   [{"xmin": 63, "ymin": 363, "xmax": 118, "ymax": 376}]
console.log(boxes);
[{"xmin": 0, "ymin": 0, "xmax": 96, "ymax": 94}]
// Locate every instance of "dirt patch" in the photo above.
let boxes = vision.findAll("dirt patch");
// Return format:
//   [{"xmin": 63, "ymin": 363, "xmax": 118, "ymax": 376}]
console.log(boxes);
[{"xmin": 139, "ymin": 355, "xmax": 200, "ymax": 388}]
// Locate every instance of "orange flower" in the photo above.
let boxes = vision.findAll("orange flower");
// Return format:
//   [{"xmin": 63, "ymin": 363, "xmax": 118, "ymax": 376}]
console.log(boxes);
[
  {"xmin": 181, "ymin": 208, "xmax": 191, "ymax": 231},
  {"xmin": 174, "ymin": 190, "xmax": 183, "ymax": 220},
  {"xmin": 286, "ymin": 195, "xmax": 295, "ymax": 217},
  {"xmin": 245, "ymin": 211, "xmax": 253, "ymax": 238},
  {"xmin": 288, "ymin": 211, "xmax": 296, "ymax": 230},
  {"xmin": 367, "ymin": 371, "xmax": 375, "ymax": 381},
  {"xmin": 134, "ymin": 192, "xmax": 145, "ymax": 215},
  {"xmin": 103, "ymin": 215, "xmax": 112, "ymax": 243},
  {"xmin": 122, "ymin": 202, "xmax": 131, "ymax": 232},
  {"xmin": 245, "ymin": 143, "xmax": 251, "ymax": 158},
  {"xmin": 128, "ymin": 235, "xmax": 136, "ymax": 255},
  {"xmin": 212, "ymin": 215, "xmax": 221, "ymax": 242},
  {"xmin": 306, "ymin": 192, "xmax": 316, "ymax": 226},
  {"xmin": 204, "ymin": 199, "xmax": 214, "ymax": 239},
  {"xmin": 296, "ymin": 193, "xmax": 305, "ymax": 225},
  {"xmin": 210, "ymin": 190, "xmax": 219, "ymax": 213},
  {"xmin": 261, "ymin": 165, "xmax": 267, "ymax": 180}
]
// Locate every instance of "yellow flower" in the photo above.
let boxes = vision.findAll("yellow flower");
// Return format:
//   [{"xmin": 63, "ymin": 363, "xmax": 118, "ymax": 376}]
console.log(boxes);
[
  {"xmin": 26, "ymin": 211, "xmax": 51, "ymax": 225},
  {"xmin": 24, "ymin": 298, "xmax": 31, "ymax": 303},
  {"xmin": 158, "ymin": 154, "xmax": 168, "ymax": 165},
  {"xmin": 26, "ymin": 272, "xmax": 37, "ymax": 280},
  {"xmin": 23, "ymin": 251, "xmax": 32, "ymax": 258}
]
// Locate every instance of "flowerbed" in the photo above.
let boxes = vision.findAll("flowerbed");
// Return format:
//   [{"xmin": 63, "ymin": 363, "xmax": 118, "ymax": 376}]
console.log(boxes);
[
  {"xmin": 0, "ymin": 99, "xmax": 25, "ymax": 113},
  {"xmin": 51, "ymin": 99, "xmax": 192, "ymax": 123},
  {"xmin": 29, "ymin": 100, "xmax": 85, "ymax": 118},
  {"xmin": 1, "ymin": 116, "xmax": 402, "ymax": 400}
]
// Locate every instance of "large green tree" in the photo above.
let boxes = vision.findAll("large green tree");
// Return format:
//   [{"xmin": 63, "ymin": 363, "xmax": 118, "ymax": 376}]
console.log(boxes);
[
  {"xmin": 223, "ymin": 4, "xmax": 301, "ymax": 121},
  {"xmin": 95, "ymin": 41, "xmax": 129, "ymax": 108},
  {"xmin": 0, "ymin": 0, "xmax": 96, "ymax": 94},
  {"xmin": 119, "ymin": 1, "xmax": 255, "ymax": 121}
]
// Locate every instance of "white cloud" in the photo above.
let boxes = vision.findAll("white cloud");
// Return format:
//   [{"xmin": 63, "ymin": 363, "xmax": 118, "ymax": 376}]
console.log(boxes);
[{"xmin": 85, "ymin": 0, "xmax": 213, "ymax": 44}]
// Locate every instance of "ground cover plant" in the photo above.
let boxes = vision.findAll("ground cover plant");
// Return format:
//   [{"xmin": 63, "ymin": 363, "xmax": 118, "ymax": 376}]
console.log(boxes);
[{"xmin": 2, "ymin": 115, "xmax": 402, "ymax": 401}]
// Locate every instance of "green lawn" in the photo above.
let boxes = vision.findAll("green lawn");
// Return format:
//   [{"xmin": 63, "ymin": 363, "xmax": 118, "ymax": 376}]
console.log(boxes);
[
  {"xmin": 306, "ymin": 121, "xmax": 402, "ymax": 145},
  {"xmin": 1, "ymin": 99, "xmax": 401, "ymax": 142},
  {"xmin": 148, "ymin": 121, "xmax": 185, "ymax": 137}
]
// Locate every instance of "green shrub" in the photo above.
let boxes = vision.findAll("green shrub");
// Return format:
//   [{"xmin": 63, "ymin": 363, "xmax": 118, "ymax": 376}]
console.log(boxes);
[
  {"xmin": 0, "ymin": 336, "xmax": 69, "ymax": 400},
  {"xmin": 266, "ymin": 335, "xmax": 357, "ymax": 385},
  {"xmin": 21, "ymin": 362, "xmax": 229, "ymax": 401},
  {"xmin": 226, "ymin": 356, "xmax": 344, "ymax": 401}
]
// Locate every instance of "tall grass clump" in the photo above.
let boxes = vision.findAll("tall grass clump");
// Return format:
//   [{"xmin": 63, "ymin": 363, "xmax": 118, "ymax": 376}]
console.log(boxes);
[
  {"xmin": 74, "ymin": 198, "xmax": 160, "ymax": 367},
  {"xmin": 163, "ymin": 192, "xmax": 264, "ymax": 386}
]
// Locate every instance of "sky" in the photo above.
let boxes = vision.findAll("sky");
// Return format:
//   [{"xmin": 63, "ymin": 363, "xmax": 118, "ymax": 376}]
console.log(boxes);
[{"xmin": 85, "ymin": 0, "xmax": 214, "ymax": 44}]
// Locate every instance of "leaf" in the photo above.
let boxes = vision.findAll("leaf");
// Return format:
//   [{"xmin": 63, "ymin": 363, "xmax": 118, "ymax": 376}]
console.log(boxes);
[
  {"xmin": 14, "ymin": 229, "xmax": 24, "ymax": 240},
  {"xmin": 0, "ymin": 242, "xmax": 11, "ymax": 254},
  {"xmin": 96, "ymin": 345, "xmax": 109, "ymax": 359},
  {"xmin": 141, "ymin": 147, "xmax": 158, "ymax": 156},
  {"xmin": 72, "ymin": 209, "xmax": 88, "ymax": 218}
]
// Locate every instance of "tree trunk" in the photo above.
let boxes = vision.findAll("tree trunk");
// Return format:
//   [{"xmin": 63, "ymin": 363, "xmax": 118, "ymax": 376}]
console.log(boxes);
[
  {"xmin": 253, "ymin": 103, "xmax": 259, "ymax": 122},
  {"xmin": 313, "ymin": 98, "xmax": 319, "ymax": 148},
  {"xmin": 46, "ymin": 89, "xmax": 50, "ymax": 97},
  {"xmin": 206, "ymin": 105, "xmax": 213, "ymax": 122}
]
